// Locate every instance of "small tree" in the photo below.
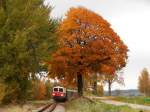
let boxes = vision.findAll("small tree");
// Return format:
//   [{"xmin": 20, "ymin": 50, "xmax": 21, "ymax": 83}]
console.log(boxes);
[
  {"xmin": 102, "ymin": 72, "xmax": 124, "ymax": 96},
  {"xmin": 0, "ymin": 82, "xmax": 5, "ymax": 104},
  {"xmin": 45, "ymin": 80, "xmax": 53, "ymax": 99},
  {"xmin": 138, "ymin": 68, "xmax": 150, "ymax": 96},
  {"xmin": 32, "ymin": 80, "xmax": 47, "ymax": 100},
  {"xmin": 97, "ymin": 84, "xmax": 104, "ymax": 96}
]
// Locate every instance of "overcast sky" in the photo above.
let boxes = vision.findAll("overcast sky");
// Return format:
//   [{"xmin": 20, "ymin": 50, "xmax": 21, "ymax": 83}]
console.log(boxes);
[{"xmin": 45, "ymin": 0, "xmax": 150, "ymax": 90}]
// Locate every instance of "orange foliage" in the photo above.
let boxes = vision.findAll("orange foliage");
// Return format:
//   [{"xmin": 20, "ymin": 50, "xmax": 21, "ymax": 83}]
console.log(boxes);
[
  {"xmin": 49, "ymin": 7, "xmax": 128, "ymax": 88},
  {"xmin": 138, "ymin": 68, "xmax": 150, "ymax": 96},
  {"xmin": 34, "ymin": 80, "xmax": 46, "ymax": 100}
]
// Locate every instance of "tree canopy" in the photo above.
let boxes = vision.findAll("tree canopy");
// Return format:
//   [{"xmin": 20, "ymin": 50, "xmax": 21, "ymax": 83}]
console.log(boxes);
[
  {"xmin": 0, "ymin": 0, "xmax": 58, "ymax": 103},
  {"xmin": 49, "ymin": 7, "xmax": 128, "ymax": 96}
]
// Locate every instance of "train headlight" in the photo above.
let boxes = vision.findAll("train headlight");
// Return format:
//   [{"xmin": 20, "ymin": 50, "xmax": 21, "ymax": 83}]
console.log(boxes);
[
  {"xmin": 60, "ymin": 93, "xmax": 64, "ymax": 96},
  {"xmin": 52, "ymin": 93, "xmax": 55, "ymax": 96}
]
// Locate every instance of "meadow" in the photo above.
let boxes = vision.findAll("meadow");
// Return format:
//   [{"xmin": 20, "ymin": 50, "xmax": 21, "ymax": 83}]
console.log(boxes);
[
  {"xmin": 66, "ymin": 97, "xmax": 147, "ymax": 112},
  {"xmin": 110, "ymin": 96, "xmax": 150, "ymax": 106}
]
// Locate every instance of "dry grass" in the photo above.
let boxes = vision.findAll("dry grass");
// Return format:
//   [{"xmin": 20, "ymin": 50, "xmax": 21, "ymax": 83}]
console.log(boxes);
[
  {"xmin": 0, "ymin": 104, "xmax": 35, "ymax": 112},
  {"xmin": 0, "ymin": 100, "xmax": 52, "ymax": 112}
]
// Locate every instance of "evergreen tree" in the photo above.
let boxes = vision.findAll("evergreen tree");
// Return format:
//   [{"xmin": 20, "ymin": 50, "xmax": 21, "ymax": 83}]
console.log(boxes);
[{"xmin": 0, "ymin": 0, "xmax": 58, "ymax": 103}]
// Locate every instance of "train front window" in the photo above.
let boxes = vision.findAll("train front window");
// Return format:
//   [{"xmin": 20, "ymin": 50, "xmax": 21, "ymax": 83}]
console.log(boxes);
[
  {"xmin": 59, "ymin": 88, "xmax": 63, "ymax": 92},
  {"xmin": 54, "ymin": 88, "xmax": 58, "ymax": 92}
]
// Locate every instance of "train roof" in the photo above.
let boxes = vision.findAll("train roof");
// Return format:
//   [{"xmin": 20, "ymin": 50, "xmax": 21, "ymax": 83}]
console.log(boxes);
[{"xmin": 53, "ymin": 86, "xmax": 64, "ymax": 88}]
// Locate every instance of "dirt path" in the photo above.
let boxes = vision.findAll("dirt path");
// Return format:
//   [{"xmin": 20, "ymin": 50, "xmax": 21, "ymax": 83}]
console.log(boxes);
[{"xmin": 90, "ymin": 97, "xmax": 150, "ymax": 111}]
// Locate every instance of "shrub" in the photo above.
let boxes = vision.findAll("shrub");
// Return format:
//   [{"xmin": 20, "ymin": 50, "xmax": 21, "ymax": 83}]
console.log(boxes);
[{"xmin": 0, "ymin": 83, "xmax": 6, "ymax": 104}]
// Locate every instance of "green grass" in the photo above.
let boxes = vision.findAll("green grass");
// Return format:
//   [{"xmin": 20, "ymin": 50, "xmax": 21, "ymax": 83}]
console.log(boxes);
[
  {"xmin": 111, "ymin": 96, "xmax": 150, "ymax": 106},
  {"xmin": 66, "ymin": 97, "xmax": 147, "ymax": 112}
]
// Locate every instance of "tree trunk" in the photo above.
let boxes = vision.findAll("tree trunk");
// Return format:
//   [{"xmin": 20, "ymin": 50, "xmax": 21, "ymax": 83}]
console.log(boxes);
[
  {"xmin": 93, "ymin": 73, "xmax": 97, "ymax": 95},
  {"xmin": 77, "ymin": 72, "xmax": 83, "ymax": 96},
  {"xmin": 93, "ymin": 81, "xmax": 97, "ymax": 95},
  {"xmin": 108, "ymin": 81, "xmax": 112, "ymax": 96}
]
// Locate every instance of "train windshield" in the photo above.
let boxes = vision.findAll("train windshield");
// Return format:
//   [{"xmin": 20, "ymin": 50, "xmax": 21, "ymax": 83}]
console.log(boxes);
[
  {"xmin": 59, "ymin": 88, "xmax": 63, "ymax": 92},
  {"xmin": 54, "ymin": 88, "xmax": 58, "ymax": 91}
]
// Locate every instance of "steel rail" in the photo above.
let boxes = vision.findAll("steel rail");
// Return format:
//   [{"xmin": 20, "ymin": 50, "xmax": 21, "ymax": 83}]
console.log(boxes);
[{"xmin": 37, "ymin": 103, "xmax": 57, "ymax": 112}]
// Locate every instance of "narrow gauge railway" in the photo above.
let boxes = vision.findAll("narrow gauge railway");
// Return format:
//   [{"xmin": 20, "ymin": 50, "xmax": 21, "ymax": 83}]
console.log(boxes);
[
  {"xmin": 37, "ymin": 103, "xmax": 57, "ymax": 112},
  {"xmin": 36, "ymin": 86, "xmax": 76, "ymax": 112}
]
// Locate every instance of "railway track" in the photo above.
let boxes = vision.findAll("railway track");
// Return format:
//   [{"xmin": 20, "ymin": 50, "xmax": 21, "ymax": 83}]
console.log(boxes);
[{"xmin": 37, "ymin": 103, "xmax": 57, "ymax": 112}]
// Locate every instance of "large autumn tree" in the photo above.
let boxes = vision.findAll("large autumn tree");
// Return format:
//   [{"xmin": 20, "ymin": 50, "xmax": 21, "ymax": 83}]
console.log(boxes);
[
  {"xmin": 49, "ymin": 7, "xmax": 128, "ymax": 96},
  {"xmin": 0, "ymin": 0, "xmax": 58, "ymax": 103}
]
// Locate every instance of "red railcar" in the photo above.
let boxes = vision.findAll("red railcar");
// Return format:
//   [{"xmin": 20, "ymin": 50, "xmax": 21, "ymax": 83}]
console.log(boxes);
[
  {"xmin": 52, "ymin": 86, "xmax": 67, "ymax": 102},
  {"xmin": 52, "ymin": 86, "xmax": 78, "ymax": 102}
]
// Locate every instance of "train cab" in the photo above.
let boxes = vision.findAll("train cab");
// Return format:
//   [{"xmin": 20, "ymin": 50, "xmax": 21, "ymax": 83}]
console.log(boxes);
[{"xmin": 52, "ymin": 86, "xmax": 67, "ymax": 102}]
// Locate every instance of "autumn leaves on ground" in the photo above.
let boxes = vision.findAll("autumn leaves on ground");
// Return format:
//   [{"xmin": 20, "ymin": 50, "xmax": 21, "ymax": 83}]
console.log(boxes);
[{"xmin": 0, "ymin": 0, "xmax": 149, "ymax": 112}]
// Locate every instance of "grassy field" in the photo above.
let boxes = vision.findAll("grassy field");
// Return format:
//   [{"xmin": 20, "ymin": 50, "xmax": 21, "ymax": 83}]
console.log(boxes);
[
  {"xmin": 66, "ymin": 97, "xmax": 148, "ymax": 112},
  {"xmin": 110, "ymin": 96, "xmax": 150, "ymax": 106},
  {"xmin": 0, "ymin": 98, "xmax": 149, "ymax": 112}
]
